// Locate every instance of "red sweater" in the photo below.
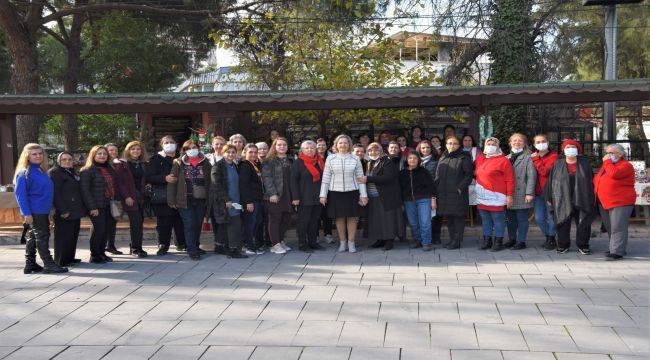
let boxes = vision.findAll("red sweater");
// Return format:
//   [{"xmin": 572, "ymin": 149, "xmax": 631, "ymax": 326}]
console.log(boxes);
[
  {"xmin": 532, "ymin": 151, "xmax": 558, "ymax": 196},
  {"xmin": 474, "ymin": 154, "xmax": 515, "ymax": 211},
  {"xmin": 594, "ymin": 159, "xmax": 636, "ymax": 210}
]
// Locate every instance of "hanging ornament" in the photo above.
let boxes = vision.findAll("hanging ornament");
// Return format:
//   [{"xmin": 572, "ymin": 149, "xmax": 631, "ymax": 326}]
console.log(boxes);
[{"xmin": 478, "ymin": 115, "xmax": 493, "ymax": 144}]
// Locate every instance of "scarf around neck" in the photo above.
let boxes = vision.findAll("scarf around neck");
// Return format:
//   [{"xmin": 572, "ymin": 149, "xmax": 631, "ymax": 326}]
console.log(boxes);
[{"xmin": 299, "ymin": 153, "xmax": 324, "ymax": 182}]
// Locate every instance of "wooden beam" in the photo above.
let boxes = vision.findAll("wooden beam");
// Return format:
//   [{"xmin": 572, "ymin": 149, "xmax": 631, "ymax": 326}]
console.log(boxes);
[{"xmin": 0, "ymin": 114, "xmax": 17, "ymax": 185}]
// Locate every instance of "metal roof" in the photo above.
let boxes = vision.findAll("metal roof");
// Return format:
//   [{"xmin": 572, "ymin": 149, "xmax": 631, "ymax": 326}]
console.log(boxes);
[{"xmin": 0, "ymin": 79, "xmax": 648, "ymax": 114}]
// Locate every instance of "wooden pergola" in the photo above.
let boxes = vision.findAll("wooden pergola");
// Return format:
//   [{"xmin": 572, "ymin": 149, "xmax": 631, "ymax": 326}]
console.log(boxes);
[{"xmin": 1, "ymin": 79, "xmax": 649, "ymax": 183}]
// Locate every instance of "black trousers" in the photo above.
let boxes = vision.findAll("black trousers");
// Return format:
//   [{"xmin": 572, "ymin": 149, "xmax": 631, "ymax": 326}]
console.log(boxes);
[
  {"xmin": 268, "ymin": 209, "xmax": 291, "ymax": 245},
  {"xmin": 445, "ymin": 215, "xmax": 466, "ymax": 247},
  {"xmin": 216, "ymin": 215, "xmax": 242, "ymax": 250},
  {"xmin": 53, "ymin": 216, "xmax": 80, "ymax": 266},
  {"xmin": 431, "ymin": 215, "xmax": 443, "ymax": 243},
  {"xmin": 556, "ymin": 207, "xmax": 596, "ymax": 250},
  {"xmin": 297, "ymin": 205, "xmax": 321, "ymax": 247},
  {"xmin": 26, "ymin": 214, "xmax": 51, "ymax": 261},
  {"xmin": 126, "ymin": 209, "xmax": 144, "ymax": 250},
  {"xmin": 320, "ymin": 204, "xmax": 332, "ymax": 236},
  {"xmin": 90, "ymin": 206, "xmax": 115, "ymax": 258},
  {"xmin": 210, "ymin": 210, "xmax": 221, "ymax": 246},
  {"xmin": 156, "ymin": 213, "xmax": 185, "ymax": 248}
]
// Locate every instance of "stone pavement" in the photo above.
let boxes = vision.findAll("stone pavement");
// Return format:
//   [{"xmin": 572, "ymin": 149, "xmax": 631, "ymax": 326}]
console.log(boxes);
[{"xmin": 0, "ymin": 227, "xmax": 648, "ymax": 360}]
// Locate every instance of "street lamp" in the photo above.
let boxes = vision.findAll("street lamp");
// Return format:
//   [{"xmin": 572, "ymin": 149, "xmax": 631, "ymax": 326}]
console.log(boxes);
[{"xmin": 582, "ymin": 0, "xmax": 644, "ymax": 141}]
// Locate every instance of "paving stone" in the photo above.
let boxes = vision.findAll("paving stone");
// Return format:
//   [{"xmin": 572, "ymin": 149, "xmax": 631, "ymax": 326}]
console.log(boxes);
[
  {"xmin": 459, "ymin": 303, "xmax": 502, "ymax": 324},
  {"xmin": 113, "ymin": 320, "xmax": 179, "ymax": 345},
  {"xmin": 338, "ymin": 302, "xmax": 380, "ymax": 322},
  {"xmin": 102, "ymin": 345, "xmax": 160, "ymax": 360},
  {"xmin": 475, "ymin": 323, "xmax": 528, "ymax": 350},
  {"xmin": 403, "ymin": 286, "xmax": 439, "ymax": 302},
  {"xmin": 583, "ymin": 289, "xmax": 634, "ymax": 306},
  {"xmin": 520, "ymin": 325, "xmax": 578, "ymax": 352},
  {"xmin": 160, "ymin": 320, "xmax": 218, "ymax": 345},
  {"xmin": 181, "ymin": 301, "xmax": 231, "ymax": 320},
  {"xmin": 3, "ymin": 346, "xmax": 66, "ymax": 360},
  {"xmin": 338, "ymin": 321, "xmax": 386, "ymax": 347},
  {"xmin": 0, "ymin": 320, "xmax": 56, "ymax": 346},
  {"xmin": 0, "ymin": 347, "xmax": 18, "ymax": 359},
  {"xmin": 151, "ymin": 345, "xmax": 208, "ymax": 360},
  {"xmin": 64, "ymin": 301, "xmax": 121, "ymax": 321},
  {"xmin": 400, "ymin": 348, "xmax": 451, "ymax": 360},
  {"xmin": 384, "ymin": 322, "xmax": 429, "ymax": 348},
  {"xmin": 298, "ymin": 346, "xmax": 351, "ymax": 360},
  {"xmin": 143, "ymin": 300, "xmax": 196, "ymax": 320},
  {"xmin": 104, "ymin": 301, "xmax": 158, "ymax": 319},
  {"xmin": 613, "ymin": 326, "xmax": 649, "ymax": 355},
  {"xmin": 331, "ymin": 285, "xmax": 370, "ymax": 302},
  {"xmin": 69, "ymin": 319, "xmax": 138, "ymax": 345},
  {"xmin": 429, "ymin": 323, "xmax": 479, "ymax": 350},
  {"xmin": 474, "ymin": 287, "xmax": 513, "ymax": 303},
  {"xmin": 297, "ymin": 285, "xmax": 336, "ymax": 301},
  {"xmin": 419, "ymin": 302, "xmax": 460, "ymax": 323},
  {"xmin": 545, "ymin": 288, "xmax": 593, "ymax": 305},
  {"xmin": 501, "ymin": 351, "xmax": 556, "ymax": 360},
  {"xmin": 52, "ymin": 345, "xmax": 113, "ymax": 360},
  {"xmin": 200, "ymin": 345, "xmax": 255, "ymax": 360},
  {"xmin": 299, "ymin": 301, "xmax": 342, "ymax": 320},
  {"xmin": 292, "ymin": 320, "xmax": 343, "ymax": 346},
  {"xmin": 21, "ymin": 301, "xmax": 85, "ymax": 321},
  {"xmin": 509, "ymin": 287, "xmax": 552, "ymax": 303},
  {"xmin": 219, "ymin": 300, "xmax": 268, "ymax": 319},
  {"xmin": 553, "ymin": 354, "xmax": 611, "ymax": 360},
  {"xmin": 258, "ymin": 300, "xmax": 305, "ymax": 320},
  {"xmin": 579, "ymin": 305, "xmax": 636, "ymax": 326},
  {"xmin": 378, "ymin": 302, "xmax": 419, "ymax": 322},
  {"xmin": 621, "ymin": 306, "xmax": 649, "ymax": 328},
  {"xmin": 202, "ymin": 320, "xmax": 261, "ymax": 345},
  {"xmin": 249, "ymin": 346, "xmax": 302, "ymax": 360},
  {"xmin": 349, "ymin": 347, "xmax": 400, "ymax": 360},
  {"xmin": 497, "ymin": 303, "xmax": 546, "ymax": 325},
  {"xmin": 247, "ymin": 320, "xmax": 301, "ymax": 346},
  {"xmin": 27, "ymin": 320, "xmax": 97, "ymax": 345},
  {"xmin": 537, "ymin": 304, "xmax": 590, "ymax": 325},
  {"xmin": 450, "ymin": 350, "xmax": 502, "ymax": 360}
]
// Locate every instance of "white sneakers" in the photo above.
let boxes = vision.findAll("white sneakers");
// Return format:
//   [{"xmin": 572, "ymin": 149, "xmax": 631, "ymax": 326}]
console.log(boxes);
[
  {"xmin": 271, "ymin": 242, "xmax": 292, "ymax": 254},
  {"xmin": 270, "ymin": 243, "xmax": 287, "ymax": 254},
  {"xmin": 338, "ymin": 241, "xmax": 357, "ymax": 253}
]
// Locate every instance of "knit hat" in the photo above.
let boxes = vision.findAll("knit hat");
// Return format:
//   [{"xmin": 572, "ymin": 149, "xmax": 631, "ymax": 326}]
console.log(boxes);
[{"xmin": 560, "ymin": 139, "xmax": 583, "ymax": 155}]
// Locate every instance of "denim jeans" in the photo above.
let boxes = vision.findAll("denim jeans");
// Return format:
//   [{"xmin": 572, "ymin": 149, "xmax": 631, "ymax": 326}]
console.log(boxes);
[
  {"xmin": 534, "ymin": 196, "xmax": 556, "ymax": 236},
  {"xmin": 479, "ymin": 209, "xmax": 506, "ymax": 238},
  {"xmin": 506, "ymin": 209, "xmax": 530, "ymax": 244},
  {"xmin": 242, "ymin": 201, "xmax": 263, "ymax": 250},
  {"xmin": 404, "ymin": 198, "xmax": 432, "ymax": 245},
  {"xmin": 177, "ymin": 197, "xmax": 206, "ymax": 256}
]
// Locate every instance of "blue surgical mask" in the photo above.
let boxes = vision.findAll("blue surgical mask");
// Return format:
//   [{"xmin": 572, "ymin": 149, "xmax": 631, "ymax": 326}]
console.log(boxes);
[
  {"xmin": 463, "ymin": 147, "xmax": 472, "ymax": 152},
  {"xmin": 610, "ymin": 154, "xmax": 618, "ymax": 163},
  {"xmin": 564, "ymin": 147, "xmax": 578, "ymax": 157},
  {"xmin": 186, "ymin": 149, "xmax": 199, "ymax": 157}
]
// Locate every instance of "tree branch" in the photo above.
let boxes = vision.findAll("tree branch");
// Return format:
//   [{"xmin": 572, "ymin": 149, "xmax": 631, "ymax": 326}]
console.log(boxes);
[
  {"xmin": 532, "ymin": 0, "xmax": 571, "ymax": 40},
  {"xmin": 40, "ymin": 25, "xmax": 66, "ymax": 45}
]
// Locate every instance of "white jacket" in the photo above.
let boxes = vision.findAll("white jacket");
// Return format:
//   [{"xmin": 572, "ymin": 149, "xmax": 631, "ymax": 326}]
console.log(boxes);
[{"xmin": 319, "ymin": 153, "xmax": 367, "ymax": 198}]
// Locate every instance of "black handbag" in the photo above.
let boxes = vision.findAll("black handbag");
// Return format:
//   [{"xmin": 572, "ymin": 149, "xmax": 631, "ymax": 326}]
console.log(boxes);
[{"xmin": 145, "ymin": 184, "xmax": 167, "ymax": 204}]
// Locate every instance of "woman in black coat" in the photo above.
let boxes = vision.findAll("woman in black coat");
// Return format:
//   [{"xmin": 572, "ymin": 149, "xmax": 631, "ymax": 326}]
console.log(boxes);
[
  {"xmin": 49, "ymin": 152, "xmax": 85, "ymax": 266},
  {"xmin": 434, "ymin": 136, "xmax": 474, "ymax": 249},
  {"xmin": 145, "ymin": 135, "xmax": 186, "ymax": 255},
  {"xmin": 357, "ymin": 142, "xmax": 402, "ymax": 250},
  {"xmin": 239, "ymin": 144, "xmax": 265, "ymax": 255},
  {"xmin": 291, "ymin": 140, "xmax": 326, "ymax": 252},
  {"xmin": 80, "ymin": 145, "xmax": 122, "ymax": 263}
]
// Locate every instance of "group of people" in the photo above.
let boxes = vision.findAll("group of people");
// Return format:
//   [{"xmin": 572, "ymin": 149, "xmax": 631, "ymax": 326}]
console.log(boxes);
[{"xmin": 13, "ymin": 125, "xmax": 637, "ymax": 273}]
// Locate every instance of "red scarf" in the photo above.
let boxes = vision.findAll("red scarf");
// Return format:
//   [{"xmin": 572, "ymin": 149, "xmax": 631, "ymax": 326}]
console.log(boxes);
[{"xmin": 299, "ymin": 153, "xmax": 324, "ymax": 182}]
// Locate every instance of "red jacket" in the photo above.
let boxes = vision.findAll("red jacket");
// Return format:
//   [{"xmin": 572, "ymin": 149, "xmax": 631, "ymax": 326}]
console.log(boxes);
[
  {"xmin": 594, "ymin": 159, "xmax": 636, "ymax": 210},
  {"xmin": 532, "ymin": 151, "xmax": 558, "ymax": 196},
  {"xmin": 474, "ymin": 154, "xmax": 515, "ymax": 211}
]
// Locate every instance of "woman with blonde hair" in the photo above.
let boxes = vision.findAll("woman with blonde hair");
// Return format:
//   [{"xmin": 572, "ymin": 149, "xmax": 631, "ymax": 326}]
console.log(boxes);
[
  {"xmin": 114, "ymin": 140, "xmax": 148, "ymax": 257},
  {"xmin": 14, "ymin": 143, "xmax": 68, "ymax": 273},
  {"xmin": 80, "ymin": 145, "xmax": 122, "ymax": 263},
  {"xmin": 320, "ymin": 134, "xmax": 368, "ymax": 253},
  {"xmin": 505, "ymin": 133, "xmax": 536, "ymax": 250}
]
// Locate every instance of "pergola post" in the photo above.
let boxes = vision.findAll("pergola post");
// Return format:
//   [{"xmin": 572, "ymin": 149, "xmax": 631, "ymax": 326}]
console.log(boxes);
[{"xmin": 0, "ymin": 114, "xmax": 17, "ymax": 185}]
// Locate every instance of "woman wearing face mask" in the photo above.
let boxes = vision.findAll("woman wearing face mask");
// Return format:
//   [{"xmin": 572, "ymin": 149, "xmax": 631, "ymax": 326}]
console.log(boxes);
[
  {"xmin": 320, "ymin": 134, "xmax": 368, "ymax": 253},
  {"xmin": 357, "ymin": 143, "xmax": 401, "ymax": 250},
  {"xmin": 434, "ymin": 136, "xmax": 474, "ymax": 249},
  {"xmin": 504, "ymin": 133, "xmax": 537, "ymax": 250},
  {"xmin": 291, "ymin": 140, "xmax": 326, "ymax": 252},
  {"xmin": 430, "ymin": 136, "xmax": 443, "ymax": 157},
  {"xmin": 146, "ymin": 135, "xmax": 185, "ymax": 255},
  {"xmin": 167, "ymin": 140, "xmax": 211, "ymax": 260},
  {"xmin": 262, "ymin": 137, "xmax": 294, "ymax": 254},
  {"xmin": 15, "ymin": 144, "xmax": 68, "ymax": 274},
  {"xmin": 417, "ymin": 140, "xmax": 442, "ymax": 245},
  {"xmin": 474, "ymin": 137, "xmax": 515, "ymax": 252},
  {"xmin": 530, "ymin": 134, "xmax": 559, "ymax": 250},
  {"xmin": 114, "ymin": 141, "xmax": 148, "ymax": 258},
  {"xmin": 212, "ymin": 144, "xmax": 248, "ymax": 259},
  {"xmin": 543, "ymin": 139, "xmax": 595, "ymax": 255},
  {"xmin": 594, "ymin": 144, "xmax": 636, "ymax": 261},
  {"xmin": 400, "ymin": 152, "xmax": 437, "ymax": 251},
  {"xmin": 80, "ymin": 145, "xmax": 122, "ymax": 264},
  {"xmin": 49, "ymin": 151, "xmax": 85, "ymax": 267}
]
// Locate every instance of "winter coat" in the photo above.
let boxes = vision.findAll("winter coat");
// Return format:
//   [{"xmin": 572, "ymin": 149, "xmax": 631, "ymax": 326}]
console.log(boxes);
[
  {"xmin": 365, "ymin": 156, "xmax": 402, "ymax": 211},
  {"xmin": 262, "ymin": 156, "xmax": 294, "ymax": 200},
  {"xmin": 48, "ymin": 166, "xmax": 86, "ymax": 219},
  {"xmin": 211, "ymin": 158, "xmax": 237, "ymax": 224},
  {"xmin": 167, "ymin": 154, "xmax": 211, "ymax": 210},
  {"xmin": 80, "ymin": 164, "xmax": 121, "ymax": 211},
  {"xmin": 543, "ymin": 156, "xmax": 595, "ymax": 225},
  {"xmin": 114, "ymin": 159, "xmax": 145, "ymax": 212},
  {"xmin": 239, "ymin": 160, "xmax": 264, "ymax": 205},
  {"xmin": 506, "ymin": 151, "xmax": 537, "ymax": 210},
  {"xmin": 14, "ymin": 164, "xmax": 54, "ymax": 216},
  {"xmin": 434, "ymin": 148, "xmax": 474, "ymax": 217},
  {"xmin": 594, "ymin": 158, "xmax": 636, "ymax": 210},
  {"xmin": 319, "ymin": 153, "xmax": 367, "ymax": 197},
  {"xmin": 290, "ymin": 158, "xmax": 323, "ymax": 206},
  {"xmin": 421, "ymin": 156, "xmax": 438, "ymax": 178},
  {"xmin": 400, "ymin": 166, "xmax": 436, "ymax": 202},
  {"xmin": 145, "ymin": 152, "xmax": 176, "ymax": 217}
]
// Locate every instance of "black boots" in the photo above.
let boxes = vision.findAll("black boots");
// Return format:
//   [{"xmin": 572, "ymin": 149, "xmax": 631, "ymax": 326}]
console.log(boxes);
[
  {"xmin": 36, "ymin": 238, "xmax": 68, "ymax": 273},
  {"xmin": 479, "ymin": 236, "xmax": 492, "ymax": 250},
  {"xmin": 24, "ymin": 237, "xmax": 43, "ymax": 274},
  {"xmin": 543, "ymin": 235, "xmax": 557, "ymax": 250},
  {"xmin": 157, "ymin": 244, "xmax": 169, "ymax": 256},
  {"xmin": 503, "ymin": 238, "xmax": 516, "ymax": 248},
  {"xmin": 106, "ymin": 245, "xmax": 123, "ymax": 255},
  {"xmin": 370, "ymin": 239, "xmax": 385, "ymax": 248},
  {"xmin": 489, "ymin": 237, "xmax": 504, "ymax": 252},
  {"xmin": 384, "ymin": 239, "xmax": 394, "ymax": 251}
]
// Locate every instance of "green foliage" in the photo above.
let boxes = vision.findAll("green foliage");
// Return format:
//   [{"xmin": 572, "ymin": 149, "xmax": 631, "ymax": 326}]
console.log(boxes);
[
  {"xmin": 84, "ymin": 11, "xmax": 192, "ymax": 92},
  {"xmin": 41, "ymin": 114, "xmax": 139, "ymax": 151}
]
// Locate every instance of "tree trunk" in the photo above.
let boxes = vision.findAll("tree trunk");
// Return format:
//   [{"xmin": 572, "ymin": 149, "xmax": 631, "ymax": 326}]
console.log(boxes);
[
  {"xmin": 61, "ymin": 9, "xmax": 86, "ymax": 152},
  {"xmin": 0, "ymin": 2, "xmax": 43, "ymax": 149}
]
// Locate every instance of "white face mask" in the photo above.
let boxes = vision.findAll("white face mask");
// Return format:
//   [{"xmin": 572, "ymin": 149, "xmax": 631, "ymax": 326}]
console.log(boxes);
[
  {"xmin": 186, "ymin": 149, "xmax": 199, "ymax": 157},
  {"xmin": 511, "ymin": 147, "xmax": 523, "ymax": 154},
  {"xmin": 163, "ymin": 143, "xmax": 177, "ymax": 153},
  {"xmin": 534, "ymin": 142, "xmax": 548, "ymax": 151},
  {"xmin": 484, "ymin": 145, "xmax": 499, "ymax": 155},
  {"xmin": 564, "ymin": 147, "xmax": 578, "ymax": 157}
]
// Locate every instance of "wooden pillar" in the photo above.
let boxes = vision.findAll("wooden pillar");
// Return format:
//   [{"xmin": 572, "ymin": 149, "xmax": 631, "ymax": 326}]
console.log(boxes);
[{"xmin": 0, "ymin": 114, "xmax": 17, "ymax": 185}]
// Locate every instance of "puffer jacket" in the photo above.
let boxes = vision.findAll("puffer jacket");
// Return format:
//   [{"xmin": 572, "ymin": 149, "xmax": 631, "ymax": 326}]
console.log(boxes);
[
  {"xmin": 262, "ymin": 156, "xmax": 294, "ymax": 200},
  {"xmin": 80, "ymin": 164, "xmax": 121, "ymax": 211}
]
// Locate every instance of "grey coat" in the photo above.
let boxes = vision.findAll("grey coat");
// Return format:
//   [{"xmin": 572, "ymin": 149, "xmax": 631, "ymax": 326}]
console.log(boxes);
[
  {"xmin": 506, "ymin": 151, "xmax": 537, "ymax": 210},
  {"xmin": 262, "ymin": 156, "xmax": 293, "ymax": 200}
]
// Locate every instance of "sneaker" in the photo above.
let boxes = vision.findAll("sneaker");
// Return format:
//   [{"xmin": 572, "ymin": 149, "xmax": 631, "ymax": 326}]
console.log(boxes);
[
  {"xmin": 556, "ymin": 247, "xmax": 569, "ymax": 254},
  {"xmin": 325, "ymin": 235, "xmax": 335, "ymax": 244},
  {"xmin": 578, "ymin": 248, "xmax": 591, "ymax": 255},
  {"xmin": 280, "ymin": 242, "xmax": 292, "ymax": 251},
  {"xmin": 255, "ymin": 248, "xmax": 266, "ymax": 255},
  {"xmin": 270, "ymin": 243, "xmax": 287, "ymax": 254},
  {"xmin": 338, "ymin": 241, "xmax": 348, "ymax": 252},
  {"xmin": 348, "ymin": 241, "xmax": 357, "ymax": 253},
  {"xmin": 244, "ymin": 247, "xmax": 257, "ymax": 255}
]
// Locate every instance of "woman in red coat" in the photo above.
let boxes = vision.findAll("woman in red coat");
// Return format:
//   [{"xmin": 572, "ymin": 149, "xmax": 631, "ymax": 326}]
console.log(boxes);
[
  {"xmin": 474, "ymin": 137, "xmax": 514, "ymax": 252},
  {"xmin": 594, "ymin": 144, "xmax": 636, "ymax": 261}
]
